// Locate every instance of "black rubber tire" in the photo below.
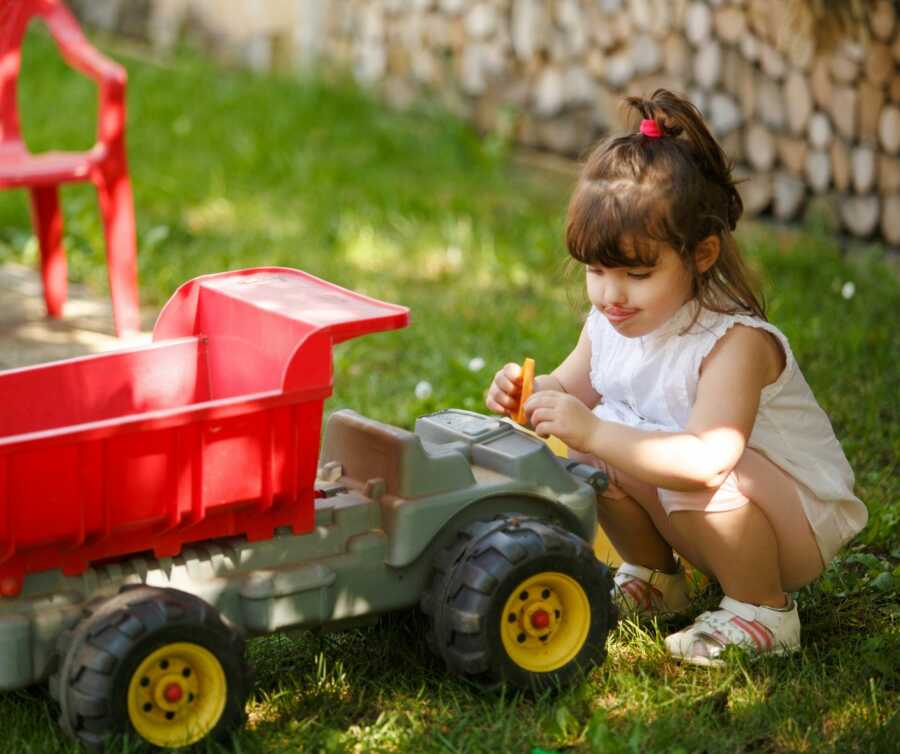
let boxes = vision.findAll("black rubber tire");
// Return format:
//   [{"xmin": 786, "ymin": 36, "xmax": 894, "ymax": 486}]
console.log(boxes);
[
  {"xmin": 421, "ymin": 514, "xmax": 616, "ymax": 690},
  {"xmin": 50, "ymin": 586, "xmax": 250, "ymax": 751}
]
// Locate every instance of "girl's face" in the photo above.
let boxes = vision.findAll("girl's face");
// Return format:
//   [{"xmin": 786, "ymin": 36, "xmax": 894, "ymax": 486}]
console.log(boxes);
[{"xmin": 585, "ymin": 238, "xmax": 694, "ymax": 338}]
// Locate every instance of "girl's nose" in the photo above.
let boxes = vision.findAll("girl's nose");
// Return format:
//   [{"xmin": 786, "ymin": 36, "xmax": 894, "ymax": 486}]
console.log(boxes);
[{"xmin": 601, "ymin": 279, "xmax": 627, "ymax": 307}]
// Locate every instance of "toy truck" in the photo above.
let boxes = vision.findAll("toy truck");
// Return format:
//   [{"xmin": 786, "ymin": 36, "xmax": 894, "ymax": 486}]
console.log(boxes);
[{"xmin": 0, "ymin": 268, "xmax": 614, "ymax": 750}]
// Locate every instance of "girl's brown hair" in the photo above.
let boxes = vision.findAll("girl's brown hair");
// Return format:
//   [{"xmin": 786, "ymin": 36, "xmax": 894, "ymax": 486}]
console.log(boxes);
[{"xmin": 566, "ymin": 89, "xmax": 765, "ymax": 321}]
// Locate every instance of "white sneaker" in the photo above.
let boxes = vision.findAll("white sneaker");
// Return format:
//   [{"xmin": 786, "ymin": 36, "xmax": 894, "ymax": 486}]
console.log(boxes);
[
  {"xmin": 612, "ymin": 561, "xmax": 692, "ymax": 619},
  {"xmin": 665, "ymin": 594, "xmax": 801, "ymax": 667}
]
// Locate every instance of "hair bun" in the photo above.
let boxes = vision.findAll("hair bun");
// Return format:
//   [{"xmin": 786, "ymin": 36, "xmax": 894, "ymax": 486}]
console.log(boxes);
[
  {"xmin": 657, "ymin": 117, "xmax": 682, "ymax": 138},
  {"xmin": 626, "ymin": 89, "xmax": 741, "ymax": 233}
]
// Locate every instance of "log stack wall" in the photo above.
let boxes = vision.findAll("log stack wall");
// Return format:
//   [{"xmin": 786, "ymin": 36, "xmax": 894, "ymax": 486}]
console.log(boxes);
[{"xmin": 74, "ymin": 0, "xmax": 900, "ymax": 246}]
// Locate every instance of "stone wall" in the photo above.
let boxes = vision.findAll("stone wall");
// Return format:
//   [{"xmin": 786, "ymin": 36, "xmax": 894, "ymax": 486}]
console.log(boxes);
[{"xmin": 73, "ymin": 1, "xmax": 900, "ymax": 246}]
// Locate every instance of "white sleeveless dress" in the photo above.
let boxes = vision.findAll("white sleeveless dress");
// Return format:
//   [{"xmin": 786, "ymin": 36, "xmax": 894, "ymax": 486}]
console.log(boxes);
[{"xmin": 586, "ymin": 301, "xmax": 868, "ymax": 564}]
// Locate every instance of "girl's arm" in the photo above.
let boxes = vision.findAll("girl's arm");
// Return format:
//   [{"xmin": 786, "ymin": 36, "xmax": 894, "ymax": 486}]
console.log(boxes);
[
  {"xmin": 486, "ymin": 319, "xmax": 601, "ymax": 415},
  {"xmin": 527, "ymin": 324, "xmax": 783, "ymax": 490},
  {"xmin": 541, "ymin": 319, "xmax": 602, "ymax": 409}
]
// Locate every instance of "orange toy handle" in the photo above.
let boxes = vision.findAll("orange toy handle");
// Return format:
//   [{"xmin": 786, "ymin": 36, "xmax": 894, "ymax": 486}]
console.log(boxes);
[{"xmin": 513, "ymin": 358, "xmax": 535, "ymax": 425}]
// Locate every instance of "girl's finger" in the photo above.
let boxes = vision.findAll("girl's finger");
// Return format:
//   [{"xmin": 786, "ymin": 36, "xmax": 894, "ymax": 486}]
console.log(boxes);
[
  {"xmin": 524, "ymin": 394, "xmax": 549, "ymax": 421},
  {"xmin": 502, "ymin": 363, "xmax": 523, "ymax": 384},
  {"xmin": 496, "ymin": 372, "xmax": 522, "ymax": 396},
  {"xmin": 489, "ymin": 384, "xmax": 516, "ymax": 408},
  {"xmin": 494, "ymin": 392, "xmax": 514, "ymax": 410},
  {"xmin": 524, "ymin": 390, "xmax": 551, "ymax": 411},
  {"xmin": 486, "ymin": 400, "xmax": 507, "ymax": 415},
  {"xmin": 533, "ymin": 421, "xmax": 551, "ymax": 438},
  {"xmin": 487, "ymin": 386, "xmax": 510, "ymax": 412},
  {"xmin": 529, "ymin": 407, "xmax": 551, "ymax": 426}
]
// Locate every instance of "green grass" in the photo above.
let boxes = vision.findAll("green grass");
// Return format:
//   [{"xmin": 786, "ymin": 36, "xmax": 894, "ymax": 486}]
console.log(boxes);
[{"xmin": 0, "ymin": 26, "xmax": 898, "ymax": 754}]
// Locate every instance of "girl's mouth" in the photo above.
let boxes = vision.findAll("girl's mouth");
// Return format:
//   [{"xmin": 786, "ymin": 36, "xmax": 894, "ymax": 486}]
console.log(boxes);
[{"xmin": 604, "ymin": 307, "xmax": 639, "ymax": 323}]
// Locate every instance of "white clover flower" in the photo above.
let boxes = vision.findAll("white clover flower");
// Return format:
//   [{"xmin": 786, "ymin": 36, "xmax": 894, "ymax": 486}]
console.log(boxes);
[
  {"xmin": 841, "ymin": 281, "xmax": 856, "ymax": 300},
  {"xmin": 468, "ymin": 356, "xmax": 485, "ymax": 372},
  {"xmin": 414, "ymin": 380, "xmax": 433, "ymax": 400}
]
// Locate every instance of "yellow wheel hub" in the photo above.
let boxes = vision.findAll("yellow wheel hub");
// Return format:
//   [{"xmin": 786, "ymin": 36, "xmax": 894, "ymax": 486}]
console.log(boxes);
[
  {"xmin": 500, "ymin": 571, "xmax": 591, "ymax": 673},
  {"xmin": 127, "ymin": 642, "xmax": 226, "ymax": 748}
]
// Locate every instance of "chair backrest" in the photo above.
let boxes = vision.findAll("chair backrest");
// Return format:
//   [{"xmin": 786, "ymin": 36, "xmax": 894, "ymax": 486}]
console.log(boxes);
[{"xmin": 0, "ymin": 0, "xmax": 86, "ymax": 146}]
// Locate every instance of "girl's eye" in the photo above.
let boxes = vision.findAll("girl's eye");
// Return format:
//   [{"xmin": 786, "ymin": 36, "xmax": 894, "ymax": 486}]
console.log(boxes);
[{"xmin": 628, "ymin": 272, "xmax": 651, "ymax": 279}]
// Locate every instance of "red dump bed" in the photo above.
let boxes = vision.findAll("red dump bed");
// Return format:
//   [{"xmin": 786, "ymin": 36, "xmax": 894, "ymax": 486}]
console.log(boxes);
[{"xmin": 0, "ymin": 268, "xmax": 408, "ymax": 597}]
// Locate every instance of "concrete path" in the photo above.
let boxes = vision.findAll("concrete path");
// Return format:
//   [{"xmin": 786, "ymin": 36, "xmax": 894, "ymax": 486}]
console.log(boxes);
[{"xmin": 0, "ymin": 263, "xmax": 153, "ymax": 370}]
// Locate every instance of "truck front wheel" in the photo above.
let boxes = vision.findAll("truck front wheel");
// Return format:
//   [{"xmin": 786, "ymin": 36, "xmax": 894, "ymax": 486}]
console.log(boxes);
[
  {"xmin": 422, "ymin": 515, "xmax": 616, "ymax": 690},
  {"xmin": 51, "ymin": 586, "xmax": 250, "ymax": 751}
]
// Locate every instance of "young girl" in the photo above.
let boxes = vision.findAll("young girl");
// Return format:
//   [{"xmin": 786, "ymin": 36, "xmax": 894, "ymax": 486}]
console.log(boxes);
[{"xmin": 485, "ymin": 90, "xmax": 867, "ymax": 667}]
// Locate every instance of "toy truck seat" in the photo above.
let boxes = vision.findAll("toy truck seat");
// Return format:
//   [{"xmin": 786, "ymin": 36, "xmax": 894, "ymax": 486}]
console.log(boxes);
[
  {"xmin": 0, "ymin": 268, "xmax": 408, "ymax": 597},
  {"xmin": 320, "ymin": 409, "xmax": 476, "ymax": 498}
]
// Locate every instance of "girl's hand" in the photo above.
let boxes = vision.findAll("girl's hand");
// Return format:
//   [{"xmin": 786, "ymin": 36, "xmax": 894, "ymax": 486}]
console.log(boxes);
[
  {"xmin": 485, "ymin": 363, "xmax": 523, "ymax": 416},
  {"xmin": 525, "ymin": 390, "xmax": 598, "ymax": 453}
]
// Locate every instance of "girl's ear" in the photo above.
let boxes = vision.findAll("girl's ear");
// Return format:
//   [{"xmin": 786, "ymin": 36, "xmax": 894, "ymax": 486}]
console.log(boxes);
[{"xmin": 694, "ymin": 235, "xmax": 720, "ymax": 273}]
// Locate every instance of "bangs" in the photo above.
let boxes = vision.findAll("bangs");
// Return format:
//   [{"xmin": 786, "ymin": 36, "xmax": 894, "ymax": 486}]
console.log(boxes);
[{"xmin": 565, "ymin": 177, "xmax": 679, "ymax": 268}]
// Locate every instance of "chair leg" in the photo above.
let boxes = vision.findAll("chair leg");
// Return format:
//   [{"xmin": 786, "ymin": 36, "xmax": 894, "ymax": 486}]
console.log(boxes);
[
  {"xmin": 28, "ymin": 185, "xmax": 67, "ymax": 319},
  {"xmin": 96, "ymin": 166, "xmax": 140, "ymax": 337}
]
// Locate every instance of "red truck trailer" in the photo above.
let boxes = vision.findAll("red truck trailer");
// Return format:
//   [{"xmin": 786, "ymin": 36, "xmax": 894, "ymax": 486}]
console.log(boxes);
[{"xmin": 0, "ymin": 267, "xmax": 409, "ymax": 597}]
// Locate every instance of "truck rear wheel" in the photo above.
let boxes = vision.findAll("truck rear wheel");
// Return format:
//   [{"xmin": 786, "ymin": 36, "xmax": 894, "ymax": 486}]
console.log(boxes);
[
  {"xmin": 421, "ymin": 515, "xmax": 616, "ymax": 690},
  {"xmin": 51, "ymin": 586, "xmax": 250, "ymax": 751}
]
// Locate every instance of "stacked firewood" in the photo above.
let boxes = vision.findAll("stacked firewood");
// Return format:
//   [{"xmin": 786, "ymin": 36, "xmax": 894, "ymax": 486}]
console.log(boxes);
[
  {"xmin": 317, "ymin": 0, "xmax": 900, "ymax": 244},
  {"xmin": 75, "ymin": 0, "xmax": 900, "ymax": 244}
]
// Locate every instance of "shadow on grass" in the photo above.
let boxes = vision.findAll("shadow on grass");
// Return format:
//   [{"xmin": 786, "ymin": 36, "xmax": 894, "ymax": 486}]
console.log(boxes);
[
  {"xmin": 239, "ymin": 610, "xmax": 545, "ymax": 753},
  {"xmin": 0, "ymin": 583, "xmax": 896, "ymax": 754}
]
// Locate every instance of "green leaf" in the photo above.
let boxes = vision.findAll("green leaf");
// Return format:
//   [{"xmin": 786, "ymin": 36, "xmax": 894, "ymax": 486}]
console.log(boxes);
[{"xmin": 869, "ymin": 571, "xmax": 896, "ymax": 593}]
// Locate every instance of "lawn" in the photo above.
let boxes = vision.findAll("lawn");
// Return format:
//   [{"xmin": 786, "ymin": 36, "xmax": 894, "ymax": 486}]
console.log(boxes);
[{"xmin": 0, "ymin": 26, "xmax": 897, "ymax": 754}]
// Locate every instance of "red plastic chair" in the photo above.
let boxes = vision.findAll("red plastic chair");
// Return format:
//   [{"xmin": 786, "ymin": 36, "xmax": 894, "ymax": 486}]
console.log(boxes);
[{"xmin": 0, "ymin": 0, "xmax": 139, "ymax": 336}]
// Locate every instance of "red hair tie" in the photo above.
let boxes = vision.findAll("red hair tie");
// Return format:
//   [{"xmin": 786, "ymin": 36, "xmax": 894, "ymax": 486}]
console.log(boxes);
[{"xmin": 639, "ymin": 119, "xmax": 662, "ymax": 138}]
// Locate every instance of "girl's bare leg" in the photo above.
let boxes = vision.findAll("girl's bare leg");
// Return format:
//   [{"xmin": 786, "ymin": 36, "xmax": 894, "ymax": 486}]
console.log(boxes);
[
  {"xmin": 668, "ymin": 506, "xmax": 786, "ymax": 607},
  {"xmin": 571, "ymin": 449, "xmax": 694, "ymax": 573},
  {"xmin": 594, "ymin": 493, "xmax": 678, "ymax": 573},
  {"xmin": 574, "ymin": 449, "xmax": 824, "ymax": 603},
  {"xmin": 602, "ymin": 488, "xmax": 795, "ymax": 608},
  {"xmin": 598, "ymin": 487, "xmax": 716, "ymax": 577},
  {"xmin": 667, "ymin": 450, "xmax": 825, "ymax": 600},
  {"xmin": 569, "ymin": 450, "xmax": 675, "ymax": 573}
]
